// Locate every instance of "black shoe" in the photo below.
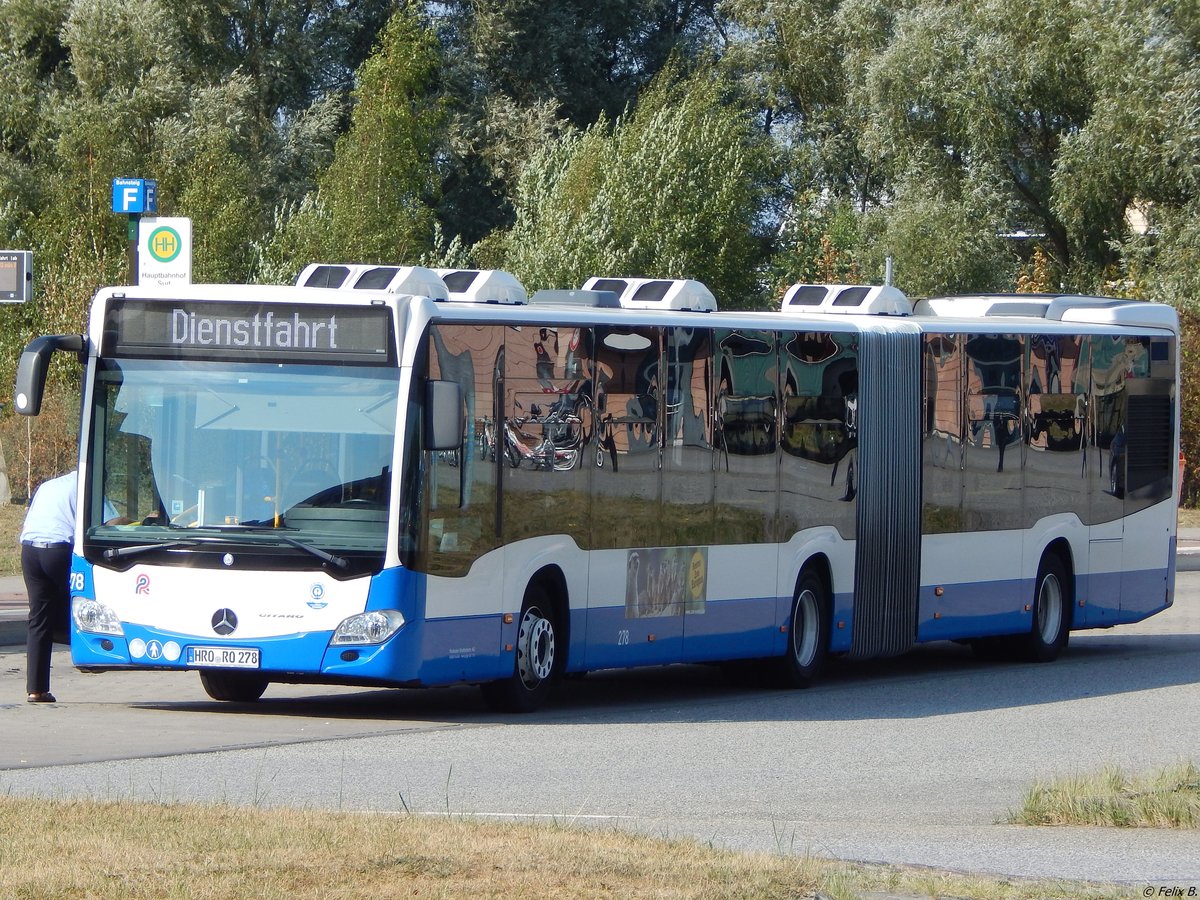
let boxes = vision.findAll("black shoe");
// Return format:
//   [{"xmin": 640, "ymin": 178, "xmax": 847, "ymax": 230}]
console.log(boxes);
[{"xmin": 26, "ymin": 692, "xmax": 57, "ymax": 703}]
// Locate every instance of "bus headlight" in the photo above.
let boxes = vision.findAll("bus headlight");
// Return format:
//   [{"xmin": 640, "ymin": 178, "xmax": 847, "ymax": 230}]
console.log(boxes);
[
  {"xmin": 331, "ymin": 610, "xmax": 405, "ymax": 645},
  {"xmin": 72, "ymin": 598, "xmax": 124, "ymax": 636}
]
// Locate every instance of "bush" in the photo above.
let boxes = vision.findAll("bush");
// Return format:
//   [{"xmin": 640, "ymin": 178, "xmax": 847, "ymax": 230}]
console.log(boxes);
[{"xmin": 0, "ymin": 382, "xmax": 81, "ymax": 504}]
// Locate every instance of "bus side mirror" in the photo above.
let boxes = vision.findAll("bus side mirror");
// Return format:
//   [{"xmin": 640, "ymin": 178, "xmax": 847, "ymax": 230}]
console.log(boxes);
[
  {"xmin": 13, "ymin": 334, "xmax": 85, "ymax": 416},
  {"xmin": 424, "ymin": 380, "xmax": 464, "ymax": 451}
]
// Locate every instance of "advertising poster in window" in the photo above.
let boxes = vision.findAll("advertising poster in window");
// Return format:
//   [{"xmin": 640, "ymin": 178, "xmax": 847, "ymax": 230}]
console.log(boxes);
[{"xmin": 625, "ymin": 547, "xmax": 707, "ymax": 618}]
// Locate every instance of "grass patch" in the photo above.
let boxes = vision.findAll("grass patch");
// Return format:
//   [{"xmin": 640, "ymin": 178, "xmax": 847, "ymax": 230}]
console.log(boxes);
[
  {"xmin": 1179, "ymin": 506, "xmax": 1200, "ymax": 529},
  {"xmin": 0, "ymin": 797, "xmax": 1131, "ymax": 900},
  {"xmin": 0, "ymin": 500, "xmax": 25, "ymax": 578},
  {"xmin": 1011, "ymin": 761, "xmax": 1200, "ymax": 828}
]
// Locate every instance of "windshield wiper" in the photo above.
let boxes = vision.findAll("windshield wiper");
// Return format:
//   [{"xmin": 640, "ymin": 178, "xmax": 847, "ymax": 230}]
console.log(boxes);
[
  {"xmin": 277, "ymin": 535, "xmax": 349, "ymax": 570},
  {"xmin": 183, "ymin": 524, "xmax": 348, "ymax": 569},
  {"xmin": 182, "ymin": 522, "xmax": 293, "ymax": 532},
  {"xmin": 101, "ymin": 526, "xmax": 348, "ymax": 570},
  {"xmin": 103, "ymin": 539, "xmax": 205, "ymax": 561}
]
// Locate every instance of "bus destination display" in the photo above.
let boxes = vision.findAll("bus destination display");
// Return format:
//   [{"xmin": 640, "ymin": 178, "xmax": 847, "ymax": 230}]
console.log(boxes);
[{"xmin": 104, "ymin": 298, "xmax": 394, "ymax": 364}]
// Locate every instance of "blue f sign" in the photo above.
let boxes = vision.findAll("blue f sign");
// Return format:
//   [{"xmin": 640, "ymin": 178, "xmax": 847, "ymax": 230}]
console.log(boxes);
[{"xmin": 111, "ymin": 178, "xmax": 158, "ymax": 214}]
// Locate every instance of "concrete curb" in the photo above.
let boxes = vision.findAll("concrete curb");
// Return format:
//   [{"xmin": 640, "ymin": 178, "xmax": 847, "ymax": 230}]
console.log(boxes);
[{"xmin": 0, "ymin": 601, "xmax": 27, "ymax": 646}]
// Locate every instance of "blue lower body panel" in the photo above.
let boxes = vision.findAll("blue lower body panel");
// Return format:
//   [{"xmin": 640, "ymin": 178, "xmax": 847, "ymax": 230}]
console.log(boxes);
[{"xmin": 71, "ymin": 616, "xmax": 513, "ymax": 688}]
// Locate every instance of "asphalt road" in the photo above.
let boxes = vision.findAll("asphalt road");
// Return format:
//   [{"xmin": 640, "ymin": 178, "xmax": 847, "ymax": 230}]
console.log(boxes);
[{"xmin": 2, "ymin": 575, "xmax": 1199, "ymax": 887}]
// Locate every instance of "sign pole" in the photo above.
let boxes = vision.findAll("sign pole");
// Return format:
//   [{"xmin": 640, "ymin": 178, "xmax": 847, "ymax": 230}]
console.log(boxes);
[
  {"xmin": 111, "ymin": 177, "xmax": 157, "ymax": 286},
  {"xmin": 127, "ymin": 214, "xmax": 139, "ymax": 286}
]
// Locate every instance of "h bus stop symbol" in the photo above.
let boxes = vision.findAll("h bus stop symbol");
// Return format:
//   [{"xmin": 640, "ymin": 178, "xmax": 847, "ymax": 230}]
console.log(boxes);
[
  {"xmin": 137, "ymin": 217, "xmax": 192, "ymax": 287},
  {"xmin": 111, "ymin": 178, "xmax": 158, "ymax": 214},
  {"xmin": 148, "ymin": 226, "xmax": 182, "ymax": 263}
]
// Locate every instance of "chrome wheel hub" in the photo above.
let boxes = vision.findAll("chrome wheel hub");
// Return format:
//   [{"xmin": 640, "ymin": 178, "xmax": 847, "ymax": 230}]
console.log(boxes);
[
  {"xmin": 793, "ymin": 589, "xmax": 819, "ymax": 668},
  {"xmin": 1037, "ymin": 574, "xmax": 1062, "ymax": 644},
  {"xmin": 517, "ymin": 607, "xmax": 555, "ymax": 689}
]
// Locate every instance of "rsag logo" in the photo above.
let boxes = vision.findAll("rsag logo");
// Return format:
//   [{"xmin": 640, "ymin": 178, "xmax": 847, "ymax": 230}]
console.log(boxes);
[{"xmin": 307, "ymin": 583, "xmax": 328, "ymax": 610}]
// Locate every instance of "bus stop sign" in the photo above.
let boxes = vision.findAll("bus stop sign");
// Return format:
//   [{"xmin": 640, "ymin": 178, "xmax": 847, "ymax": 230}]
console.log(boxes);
[{"xmin": 137, "ymin": 217, "xmax": 192, "ymax": 287}]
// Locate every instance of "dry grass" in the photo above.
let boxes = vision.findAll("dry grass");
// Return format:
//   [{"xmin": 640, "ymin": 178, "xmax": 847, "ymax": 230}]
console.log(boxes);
[
  {"xmin": 0, "ymin": 797, "xmax": 1130, "ymax": 900},
  {"xmin": 1178, "ymin": 506, "xmax": 1200, "ymax": 529},
  {"xmin": 0, "ymin": 798, "xmax": 809, "ymax": 899},
  {"xmin": 1011, "ymin": 761, "xmax": 1200, "ymax": 829},
  {"xmin": 0, "ymin": 500, "xmax": 24, "ymax": 577}
]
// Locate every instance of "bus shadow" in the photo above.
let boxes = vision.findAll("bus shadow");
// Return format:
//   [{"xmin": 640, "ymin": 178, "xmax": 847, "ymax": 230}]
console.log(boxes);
[
  {"xmin": 133, "ymin": 630, "xmax": 1200, "ymax": 727},
  {"xmin": 548, "ymin": 631, "xmax": 1200, "ymax": 725}
]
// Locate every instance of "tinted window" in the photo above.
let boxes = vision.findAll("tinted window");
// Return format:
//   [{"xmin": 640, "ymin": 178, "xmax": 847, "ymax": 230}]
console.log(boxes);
[
  {"xmin": 418, "ymin": 324, "xmax": 502, "ymax": 576},
  {"xmin": 502, "ymin": 325, "xmax": 592, "ymax": 545},
  {"xmin": 963, "ymin": 333, "xmax": 1024, "ymax": 530},
  {"xmin": 715, "ymin": 329, "xmax": 778, "ymax": 543},
  {"xmin": 663, "ymin": 327, "xmax": 714, "ymax": 546},
  {"xmin": 921, "ymin": 333, "xmax": 963, "ymax": 534},
  {"xmin": 592, "ymin": 326, "xmax": 661, "ymax": 548},
  {"xmin": 780, "ymin": 331, "xmax": 857, "ymax": 539}
]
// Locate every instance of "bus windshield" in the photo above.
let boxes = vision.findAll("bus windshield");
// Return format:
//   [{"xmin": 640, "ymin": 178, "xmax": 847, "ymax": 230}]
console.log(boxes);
[{"xmin": 86, "ymin": 358, "xmax": 400, "ymax": 564}]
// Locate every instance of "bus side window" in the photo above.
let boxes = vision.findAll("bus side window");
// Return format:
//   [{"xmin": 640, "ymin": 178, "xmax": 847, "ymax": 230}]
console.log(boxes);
[
  {"xmin": 502, "ymin": 326, "xmax": 592, "ymax": 546},
  {"xmin": 592, "ymin": 326, "xmax": 661, "ymax": 549},
  {"xmin": 780, "ymin": 331, "xmax": 857, "ymax": 540},
  {"xmin": 714, "ymin": 329, "xmax": 778, "ymax": 543},
  {"xmin": 421, "ymin": 324, "xmax": 502, "ymax": 576}
]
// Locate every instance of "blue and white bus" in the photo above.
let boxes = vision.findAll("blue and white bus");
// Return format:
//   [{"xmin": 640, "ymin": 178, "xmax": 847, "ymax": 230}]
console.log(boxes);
[{"xmin": 14, "ymin": 267, "xmax": 1180, "ymax": 710}]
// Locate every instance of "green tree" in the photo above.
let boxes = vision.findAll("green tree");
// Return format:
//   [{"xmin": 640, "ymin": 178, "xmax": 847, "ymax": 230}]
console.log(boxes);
[
  {"xmin": 860, "ymin": 177, "xmax": 1017, "ymax": 296},
  {"xmin": 164, "ymin": 0, "xmax": 397, "ymax": 206},
  {"xmin": 0, "ymin": 0, "xmax": 272, "ymax": 373},
  {"xmin": 500, "ymin": 63, "xmax": 776, "ymax": 306},
  {"xmin": 259, "ymin": 5, "xmax": 444, "ymax": 279},
  {"xmin": 435, "ymin": 0, "xmax": 727, "ymax": 244},
  {"xmin": 442, "ymin": 0, "xmax": 724, "ymax": 128},
  {"xmin": 1054, "ymin": 0, "xmax": 1200, "ymax": 305},
  {"xmin": 855, "ymin": 0, "xmax": 1096, "ymax": 280},
  {"xmin": 722, "ymin": 0, "xmax": 890, "ymax": 210}
]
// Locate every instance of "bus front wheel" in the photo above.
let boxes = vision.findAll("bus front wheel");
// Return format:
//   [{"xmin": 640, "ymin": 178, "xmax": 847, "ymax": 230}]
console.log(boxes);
[
  {"xmin": 481, "ymin": 586, "xmax": 560, "ymax": 713},
  {"xmin": 773, "ymin": 568, "xmax": 829, "ymax": 688},
  {"xmin": 199, "ymin": 670, "xmax": 269, "ymax": 702}
]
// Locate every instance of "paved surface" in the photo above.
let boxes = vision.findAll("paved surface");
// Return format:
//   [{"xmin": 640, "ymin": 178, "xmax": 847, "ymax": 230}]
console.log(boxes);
[
  {"xmin": 2, "ymin": 538, "xmax": 1198, "ymax": 889},
  {"xmin": 2, "ymin": 592, "xmax": 1198, "ymax": 887},
  {"xmin": 2, "ymin": 535, "xmax": 1200, "ymax": 888}
]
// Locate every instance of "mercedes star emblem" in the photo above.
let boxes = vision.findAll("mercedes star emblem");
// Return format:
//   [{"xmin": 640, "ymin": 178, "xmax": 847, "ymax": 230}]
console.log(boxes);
[{"xmin": 211, "ymin": 608, "xmax": 238, "ymax": 636}]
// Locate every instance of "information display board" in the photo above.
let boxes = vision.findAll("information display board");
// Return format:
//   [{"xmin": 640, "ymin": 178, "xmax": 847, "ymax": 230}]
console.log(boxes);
[{"xmin": 0, "ymin": 250, "xmax": 32, "ymax": 303}]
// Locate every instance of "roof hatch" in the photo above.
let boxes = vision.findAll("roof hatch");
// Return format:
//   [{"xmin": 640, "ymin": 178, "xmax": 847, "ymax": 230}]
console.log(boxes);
[
  {"xmin": 781, "ymin": 283, "xmax": 911, "ymax": 316},
  {"xmin": 434, "ymin": 269, "xmax": 527, "ymax": 304},
  {"xmin": 580, "ymin": 277, "xmax": 717, "ymax": 311}
]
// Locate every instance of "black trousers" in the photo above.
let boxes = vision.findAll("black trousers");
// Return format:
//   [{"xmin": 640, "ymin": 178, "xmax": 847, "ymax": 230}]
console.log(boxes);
[{"xmin": 22, "ymin": 543, "xmax": 72, "ymax": 695}]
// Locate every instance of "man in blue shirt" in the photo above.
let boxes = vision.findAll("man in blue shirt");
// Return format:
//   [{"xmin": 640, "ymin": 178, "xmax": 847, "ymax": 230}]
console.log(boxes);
[{"xmin": 20, "ymin": 471, "xmax": 80, "ymax": 703}]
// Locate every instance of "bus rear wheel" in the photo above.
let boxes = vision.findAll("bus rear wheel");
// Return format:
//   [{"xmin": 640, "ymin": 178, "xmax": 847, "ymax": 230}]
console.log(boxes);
[
  {"xmin": 199, "ymin": 670, "xmax": 269, "ymax": 702},
  {"xmin": 772, "ymin": 568, "xmax": 829, "ymax": 688},
  {"xmin": 1018, "ymin": 553, "xmax": 1071, "ymax": 662},
  {"xmin": 481, "ymin": 586, "xmax": 560, "ymax": 713}
]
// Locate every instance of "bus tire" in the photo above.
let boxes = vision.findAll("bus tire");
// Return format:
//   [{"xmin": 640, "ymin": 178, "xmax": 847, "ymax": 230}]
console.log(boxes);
[
  {"xmin": 199, "ymin": 670, "xmax": 269, "ymax": 702},
  {"xmin": 1018, "ymin": 553, "xmax": 1072, "ymax": 662},
  {"xmin": 772, "ymin": 568, "xmax": 829, "ymax": 688},
  {"xmin": 480, "ymin": 585, "xmax": 560, "ymax": 713}
]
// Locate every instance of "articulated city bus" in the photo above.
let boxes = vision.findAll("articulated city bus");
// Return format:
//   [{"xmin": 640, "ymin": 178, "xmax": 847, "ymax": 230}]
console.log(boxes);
[{"xmin": 14, "ymin": 267, "xmax": 1179, "ymax": 710}]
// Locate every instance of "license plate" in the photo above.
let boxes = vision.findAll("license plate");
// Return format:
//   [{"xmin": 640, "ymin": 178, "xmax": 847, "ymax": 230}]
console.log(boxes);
[{"xmin": 186, "ymin": 645, "xmax": 261, "ymax": 669}]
